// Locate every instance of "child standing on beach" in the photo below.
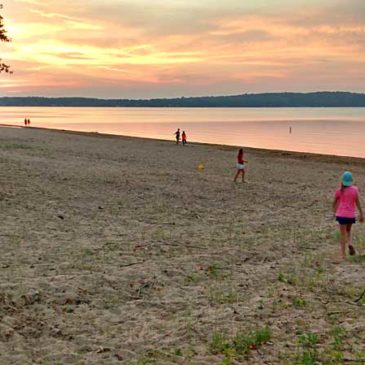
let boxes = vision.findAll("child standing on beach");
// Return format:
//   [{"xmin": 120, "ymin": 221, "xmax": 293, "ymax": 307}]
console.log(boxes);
[
  {"xmin": 332, "ymin": 171, "xmax": 363, "ymax": 260},
  {"xmin": 233, "ymin": 148, "xmax": 247, "ymax": 183},
  {"xmin": 182, "ymin": 131, "xmax": 187, "ymax": 145}
]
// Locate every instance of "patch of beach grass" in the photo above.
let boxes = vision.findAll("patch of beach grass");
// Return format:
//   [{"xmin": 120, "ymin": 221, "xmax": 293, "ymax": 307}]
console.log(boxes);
[
  {"xmin": 207, "ymin": 286, "xmax": 239, "ymax": 304},
  {"xmin": 292, "ymin": 296, "xmax": 307, "ymax": 308},
  {"xmin": 284, "ymin": 331, "xmax": 320, "ymax": 365},
  {"xmin": 281, "ymin": 325, "xmax": 365, "ymax": 365},
  {"xmin": 348, "ymin": 255, "xmax": 365, "ymax": 264},
  {"xmin": 0, "ymin": 143, "xmax": 34, "ymax": 150},
  {"xmin": 210, "ymin": 326, "xmax": 272, "ymax": 363},
  {"xmin": 130, "ymin": 348, "xmax": 187, "ymax": 365},
  {"xmin": 277, "ymin": 252, "xmax": 331, "ymax": 295}
]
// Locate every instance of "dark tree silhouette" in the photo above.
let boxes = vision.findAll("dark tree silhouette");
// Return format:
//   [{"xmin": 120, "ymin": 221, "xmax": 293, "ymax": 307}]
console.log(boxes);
[
  {"xmin": 0, "ymin": 92, "xmax": 364, "ymax": 107},
  {"xmin": 0, "ymin": 4, "xmax": 11, "ymax": 73}
]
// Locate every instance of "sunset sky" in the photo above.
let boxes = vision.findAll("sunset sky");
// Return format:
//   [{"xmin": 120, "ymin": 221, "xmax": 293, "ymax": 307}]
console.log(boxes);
[{"xmin": 1, "ymin": 0, "xmax": 364, "ymax": 98}]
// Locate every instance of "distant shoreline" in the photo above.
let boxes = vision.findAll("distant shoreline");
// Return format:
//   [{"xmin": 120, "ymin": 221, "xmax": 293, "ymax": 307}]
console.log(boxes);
[
  {"xmin": 2, "ymin": 123, "xmax": 365, "ymax": 163},
  {"xmin": 0, "ymin": 91, "xmax": 365, "ymax": 107}
]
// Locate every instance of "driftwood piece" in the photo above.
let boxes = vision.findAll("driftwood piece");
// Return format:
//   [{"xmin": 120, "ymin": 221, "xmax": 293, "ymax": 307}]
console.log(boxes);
[{"xmin": 354, "ymin": 288, "xmax": 365, "ymax": 303}]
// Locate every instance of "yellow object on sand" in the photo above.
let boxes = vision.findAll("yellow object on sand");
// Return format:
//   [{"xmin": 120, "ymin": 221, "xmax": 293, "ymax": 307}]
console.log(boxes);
[{"xmin": 197, "ymin": 162, "xmax": 204, "ymax": 171}]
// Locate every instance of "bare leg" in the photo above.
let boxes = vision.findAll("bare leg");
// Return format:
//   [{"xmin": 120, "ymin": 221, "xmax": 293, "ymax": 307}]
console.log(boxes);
[
  {"xmin": 346, "ymin": 224, "xmax": 352, "ymax": 247},
  {"xmin": 234, "ymin": 170, "xmax": 241, "ymax": 182},
  {"xmin": 346, "ymin": 224, "xmax": 355, "ymax": 255},
  {"xmin": 242, "ymin": 169, "xmax": 246, "ymax": 182},
  {"xmin": 339, "ymin": 224, "xmax": 347, "ymax": 259}
]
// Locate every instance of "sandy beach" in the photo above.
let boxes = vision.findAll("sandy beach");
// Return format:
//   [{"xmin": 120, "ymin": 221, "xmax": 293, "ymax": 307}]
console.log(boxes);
[{"xmin": 0, "ymin": 126, "xmax": 364, "ymax": 365}]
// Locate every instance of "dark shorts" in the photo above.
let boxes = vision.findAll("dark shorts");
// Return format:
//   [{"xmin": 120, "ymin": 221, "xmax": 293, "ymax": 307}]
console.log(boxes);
[{"xmin": 336, "ymin": 216, "xmax": 356, "ymax": 225}]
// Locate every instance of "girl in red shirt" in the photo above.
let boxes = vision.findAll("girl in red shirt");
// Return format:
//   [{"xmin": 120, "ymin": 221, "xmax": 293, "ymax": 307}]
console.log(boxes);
[
  {"xmin": 182, "ymin": 131, "xmax": 187, "ymax": 145},
  {"xmin": 233, "ymin": 148, "xmax": 247, "ymax": 182}
]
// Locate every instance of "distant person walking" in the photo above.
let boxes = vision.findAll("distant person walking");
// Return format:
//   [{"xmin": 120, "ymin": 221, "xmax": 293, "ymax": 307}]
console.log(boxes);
[
  {"xmin": 182, "ymin": 131, "xmax": 187, "ymax": 145},
  {"xmin": 332, "ymin": 171, "xmax": 363, "ymax": 260},
  {"xmin": 24, "ymin": 118, "xmax": 27, "ymax": 127},
  {"xmin": 174, "ymin": 128, "xmax": 180, "ymax": 144},
  {"xmin": 27, "ymin": 118, "xmax": 31, "ymax": 126},
  {"xmin": 233, "ymin": 148, "xmax": 247, "ymax": 183}
]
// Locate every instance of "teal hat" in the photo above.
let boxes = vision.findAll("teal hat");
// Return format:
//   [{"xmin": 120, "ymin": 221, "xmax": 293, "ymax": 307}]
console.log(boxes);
[{"xmin": 342, "ymin": 171, "xmax": 353, "ymax": 186}]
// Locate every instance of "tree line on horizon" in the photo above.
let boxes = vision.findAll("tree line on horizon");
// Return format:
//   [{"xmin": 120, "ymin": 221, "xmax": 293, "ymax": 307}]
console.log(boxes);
[{"xmin": 0, "ymin": 92, "xmax": 364, "ymax": 107}]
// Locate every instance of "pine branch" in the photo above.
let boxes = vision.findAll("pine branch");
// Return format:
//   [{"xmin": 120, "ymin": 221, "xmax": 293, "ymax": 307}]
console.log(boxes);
[{"xmin": 0, "ymin": 5, "xmax": 12, "ymax": 73}]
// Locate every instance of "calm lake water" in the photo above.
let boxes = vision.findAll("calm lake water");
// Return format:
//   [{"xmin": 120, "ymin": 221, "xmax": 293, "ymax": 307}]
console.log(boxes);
[{"xmin": 1, "ymin": 107, "xmax": 365, "ymax": 158}]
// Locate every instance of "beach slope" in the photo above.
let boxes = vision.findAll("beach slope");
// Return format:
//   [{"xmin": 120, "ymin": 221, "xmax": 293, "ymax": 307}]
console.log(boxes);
[{"xmin": 0, "ymin": 126, "xmax": 364, "ymax": 364}]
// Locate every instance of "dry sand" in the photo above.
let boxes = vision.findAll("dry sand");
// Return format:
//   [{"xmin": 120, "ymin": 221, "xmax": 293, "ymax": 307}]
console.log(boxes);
[{"xmin": 0, "ymin": 126, "xmax": 364, "ymax": 365}]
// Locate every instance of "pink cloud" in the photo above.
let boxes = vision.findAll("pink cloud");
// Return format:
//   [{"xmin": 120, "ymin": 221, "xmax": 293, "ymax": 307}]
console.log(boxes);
[{"xmin": 1, "ymin": 0, "xmax": 364, "ymax": 97}]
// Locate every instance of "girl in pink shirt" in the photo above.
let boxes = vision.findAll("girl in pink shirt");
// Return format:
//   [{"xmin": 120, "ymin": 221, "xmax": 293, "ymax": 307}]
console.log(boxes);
[{"xmin": 332, "ymin": 171, "xmax": 363, "ymax": 259}]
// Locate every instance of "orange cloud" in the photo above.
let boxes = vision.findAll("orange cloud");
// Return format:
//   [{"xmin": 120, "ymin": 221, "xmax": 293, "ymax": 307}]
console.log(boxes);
[{"xmin": 1, "ymin": 0, "xmax": 364, "ymax": 97}]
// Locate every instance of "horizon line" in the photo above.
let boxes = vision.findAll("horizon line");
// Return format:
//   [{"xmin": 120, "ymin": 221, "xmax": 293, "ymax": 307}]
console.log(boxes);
[{"xmin": 1, "ymin": 90, "xmax": 365, "ymax": 100}]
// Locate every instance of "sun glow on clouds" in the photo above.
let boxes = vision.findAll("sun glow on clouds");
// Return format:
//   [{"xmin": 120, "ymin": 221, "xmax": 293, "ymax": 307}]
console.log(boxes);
[{"xmin": 1, "ymin": 0, "xmax": 365, "ymax": 97}]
